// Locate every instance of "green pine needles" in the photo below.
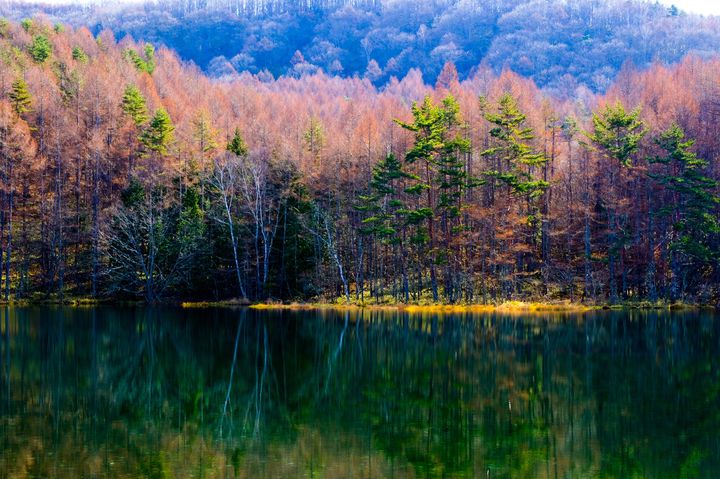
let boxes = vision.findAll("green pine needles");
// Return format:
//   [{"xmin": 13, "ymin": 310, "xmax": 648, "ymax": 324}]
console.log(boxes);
[
  {"xmin": 482, "ymin": 93, "xmax": 549, "ymax": 199},
  {"xmin": 140, "ymin": 108, "xmax": 175, "ymax": 156},
  {"xmin": 9, "ymin": 78, "xmax": 32, "ymax": 116},
  {"xmin": 650, "ymin": 123, "xmax": 720, "ymax": 267},
  {"xmin": 121, "ymin": 85, "xmax": 149, "ymax": 126},
  {"xmin": 124, "ymin": 44, "xmax": 156, "ymax": 74},
  {"xmin": 29, "ymin": 34, "xmax": 52, "ymax": 63}
]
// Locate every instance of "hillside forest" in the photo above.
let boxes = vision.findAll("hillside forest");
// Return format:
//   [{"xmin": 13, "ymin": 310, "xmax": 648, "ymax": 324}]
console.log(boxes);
[
  {"xmin": 3, "ymin": 0, "xmax": 720, "ymax": 93},
  {"xmin": 0, "ymin": 17, "xmax": 718, "ymax": 304}
]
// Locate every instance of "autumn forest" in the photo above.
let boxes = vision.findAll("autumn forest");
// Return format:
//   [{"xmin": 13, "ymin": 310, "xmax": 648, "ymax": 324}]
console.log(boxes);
[{"xmin": 0, "ymin": 16, "xmax": 718, "ymax": 305}]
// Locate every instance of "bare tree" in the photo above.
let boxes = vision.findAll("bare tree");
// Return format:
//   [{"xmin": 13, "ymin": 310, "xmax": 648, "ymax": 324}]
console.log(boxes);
[
  {"xmin": 101, "ymin": 186, "xmax": 200, "ymax": 302},
  {"xmin": 236, "ymin": 149, "xmax": 285, "ymax": 298},
  {"xmin": 302, "ymin": 202, "xmax": 350, "ymax": 303},
  {"xmin": 211, "ymin": 154, "xmax": 248, "ymax": 299}
]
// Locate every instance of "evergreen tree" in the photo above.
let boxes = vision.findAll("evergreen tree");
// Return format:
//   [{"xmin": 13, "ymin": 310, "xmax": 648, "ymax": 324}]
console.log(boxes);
[
  {"xmin": 395, "ymin": 96, "xmax": 444, "ymax": 301},
  {"xmin": 72, "ymin": 46, "xmax": 89, "ymax": 63},
  {"xmin": 143, "ymin": 44, "xmax": 156, "ymax": 75},
  {"xmin": 357, "ymin": 152, "xmax": 417, "ymax": 301},
  {"xmin": 193, "ymin": 110, "xmax": 218, "ymax": 155},
  {"xmin": 482, "ymin": 93, "xmax": 548, "ymax": 199},
  {"xmin": 124, "ymin": 44, "xmax": 156, "ymax": 74},
  {"xmin": 358, "ymin": 153, "xmax": 412, "ymax": 240},
  {"xmin": 304, "ymin": 117, "xmax": 325, "ymax": 159},
  {"xmin": 587, "ymin": 101, "xmax": 646, "ymax": 302},
  {"xmin": 436, "ymin": 95, "xmax": 472, "ymax": 223},
  {"xmin": 481, "ymin": 93, "xmax": 548, "ymax": 296},
  {"xmin": 121, "ymin": 85, "xmax": 149, "ymax": 126},
  {"xmin": 29, "ymin": 34, "xmax": 52, "ymax": 63},
  {"xmin": 589, "ymin": 102, "xmax": 645, "ymax": 167},
  {"xmin": 395, "ymin": 94, "xmax": 471, "ymax": 301},
  {"xmin": 140, "ymin": 108, "xmax": 174, "ymax": 156},
  {"xmin": 8, "ymin": 78, "xmax": 32, "ymax": 116},
  {"xmin": 227, "ymin": 127, "xmax": 248, "ymax": 157},
  {"xmin": 174, "ymin": 185, "xmax": 208, "ymax": 291},
  {"xmin": 650, "ymin": 124, "xmax": 720, "ymax": 298},
  {"xmin": 121, "ymin": 177, "xmax": 145, "ymax": 208}
]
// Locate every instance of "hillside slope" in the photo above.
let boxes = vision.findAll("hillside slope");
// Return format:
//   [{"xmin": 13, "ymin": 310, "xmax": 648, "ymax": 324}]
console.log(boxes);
[{"xmin": 1, "ymin": 0, "xmax": 720, "ymax": 92}]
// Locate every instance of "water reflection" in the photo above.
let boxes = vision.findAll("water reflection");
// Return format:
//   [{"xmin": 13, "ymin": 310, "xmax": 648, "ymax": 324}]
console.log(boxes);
[{"xmin": 1, "ymin": 307, "xmax": 719, "ymax": 478}]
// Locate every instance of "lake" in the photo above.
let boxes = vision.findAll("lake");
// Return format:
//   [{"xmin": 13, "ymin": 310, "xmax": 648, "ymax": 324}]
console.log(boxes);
[{"xmin": 1, "ymin": 307, "xmax": 719, "ymax": 478}]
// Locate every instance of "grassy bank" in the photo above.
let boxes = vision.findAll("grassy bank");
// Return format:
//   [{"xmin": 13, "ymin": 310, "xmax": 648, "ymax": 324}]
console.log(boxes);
[
  {"xmin": 181, "ymin": 299, "xmax": 711, "ymax": 312},
  {"xmin": 243, "ymin": 301, "xmax": 594, "ymax": 313},
  {"xmin": 0, "ymin": 296, "xmax": 708, "ymax": 312},
  {"xmin": 0, "ymin": 295, "xmax": 106, "ymax": 307}
]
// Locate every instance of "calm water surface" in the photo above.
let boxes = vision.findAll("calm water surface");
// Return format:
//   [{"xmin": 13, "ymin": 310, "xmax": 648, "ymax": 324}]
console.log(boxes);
[{"xmin": 1, "ymin": 307, "xmax": 719, "ymax": 478}]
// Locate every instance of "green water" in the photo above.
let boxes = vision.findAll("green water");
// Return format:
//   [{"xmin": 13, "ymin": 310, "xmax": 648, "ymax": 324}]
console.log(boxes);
[{"xmin": 0, "ymin": 307, "xmax": 719, "ymax": 478}]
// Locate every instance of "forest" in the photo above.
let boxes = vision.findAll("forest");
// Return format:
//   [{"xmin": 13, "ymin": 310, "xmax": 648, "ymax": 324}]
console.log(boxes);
[
  {"xmin": 2, "ymin": 0, "xmax": 720, "ymax": 93},
  {"xmin": 0, "ymin": 16, "xmax": 717, "ymax": 304}
]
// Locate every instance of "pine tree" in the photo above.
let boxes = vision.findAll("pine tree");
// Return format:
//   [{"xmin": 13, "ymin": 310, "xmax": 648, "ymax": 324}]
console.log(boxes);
[
  {"xmin": 482, "ymin": 93, "xmax": 548, "ymax": 199},
  {"xmin": 395, "ymin": 94, "xmax": 471, "ymax": 301},
  {"xmin": 357, "ymin": 152, "xmax": 418, "ymax": 301},
  {"xmin": 227, "ymin": 127, "xmax": 248, "ymax": 157},
  {"xmin": 124, "ymin": 44, "xmax": 156, "ymax": 75},
  {"xmin": 72, "ymin": 46, "xmax": 89, "ymax": 63},
  {"xmin": 8, "ymin": 78, "xmax": 32, "ymax": 116},
  {"xmin": 358, "ymin": 153, "xmax": 413, "ymax": 240},
  {"xmin": 193, "ymin": 110, "xmax": 218, "ymax": 155},
  {"xmin": 121, "ymin": 85, "xmax": 149, "ymax": 126},
  {"xmin": 482, "ymin": 93, "xmax": 548, "ymax": 296},
  {"xmin": 587, "ymin": 101, "xmax": 646, "ymax": 302},
  {"xmin": 121, "ymin": 177, "xmax": 145, "ymax": 208},
  {"xmin": 304, "ymin": 117, "xmax": 325, "ymax": 159},
  {"xmin": 436, "ymin": 95, "xmax": 472, "ymax": 224},
  {"xmin": 589, "ymin": 102, "xmax": 645, "ymax": 167},
  {"xmin": 650, "ymin": 124, "xmax": 720, "ymax": 298},
  {"xmin": 140, "ymin": 108, "xmax": 174, "ymax": 156},
  {"xmin": 175, "ymin": 185, "xmax": 207, "ymax": 291},
  {"xmin": 29, "ymin": 34, "xmax": 52, "ymax": 63},
  {"xmin": 143, "ymin": 44, "xmax": 156, "ymax": 75},
  {"xmin": 394, "ymin": 96, "xmax": 444, "ymax": 300}
]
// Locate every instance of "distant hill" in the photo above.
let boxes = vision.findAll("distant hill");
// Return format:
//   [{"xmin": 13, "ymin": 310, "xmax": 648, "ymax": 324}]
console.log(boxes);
[{"xmin": 2, "ymin": 0, "xmax": 720, "ymax": 92}]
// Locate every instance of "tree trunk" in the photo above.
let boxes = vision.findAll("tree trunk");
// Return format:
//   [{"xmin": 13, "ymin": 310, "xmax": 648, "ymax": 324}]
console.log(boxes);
[{"xmin": 584, "ymin": 213, "xmax": 592, "ymax": 301}]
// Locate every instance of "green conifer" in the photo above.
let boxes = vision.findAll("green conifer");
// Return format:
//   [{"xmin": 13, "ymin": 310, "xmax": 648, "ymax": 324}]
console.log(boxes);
[
  {"xmin": 140, "ymin": 108, "xmax": 174, "ymax": 156},
  {"xmin": 29, "ymin": 34, "xmax": 52, "ymax": 63},
  {"xmin": 650, "ymin": 124, "xmax": 719, "ymax": 270},
  {"xmin": 72, "ymin": 46, "xmax": 89, "ymax": 63},
  {"xmin": 8, "ymin": 78, "xmax": 32, "ymax": 116},
  {"xmin": 121, "ymin": 85, "xmax": 149, "ymax": 126},
  {"xmin": 227, "ymin": 127, "xmax": 248, "ymax": 157}
]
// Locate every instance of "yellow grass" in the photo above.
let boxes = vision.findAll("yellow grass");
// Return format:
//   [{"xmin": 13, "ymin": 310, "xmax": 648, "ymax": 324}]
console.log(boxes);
[
  {"xmin": 399, "ymin": 301, "xmax": 593, "ymax": 314},
  {"xmin": 180, "ymin": 299, "xmax": 710, "ymax": 312},
  {"xmin": 210, "ymin": 300, "xmax": 597, "ymax": 314},
  {"xmin": 181, "ymin": 299, "xmax": 249, "ymax": 308}
]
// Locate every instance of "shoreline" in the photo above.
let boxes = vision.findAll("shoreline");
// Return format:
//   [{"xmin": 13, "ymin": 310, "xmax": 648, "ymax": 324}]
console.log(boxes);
[
  {"xmin": 0, "ymin": 297, "xmax": 712, "ymax": 312},
  {"xmin": 181, "ymin": 300, "xmax": 711, "ymax": 313}
]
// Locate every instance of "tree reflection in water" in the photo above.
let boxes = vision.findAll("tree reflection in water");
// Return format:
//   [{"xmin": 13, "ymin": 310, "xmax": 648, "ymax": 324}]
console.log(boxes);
[{"xmin": 0, "ymin": 307, "xmax": 719, "ymax": 478}]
